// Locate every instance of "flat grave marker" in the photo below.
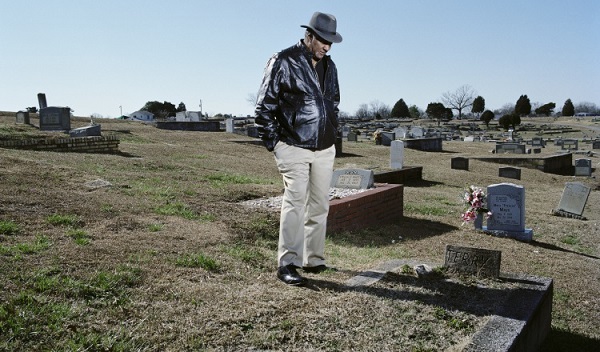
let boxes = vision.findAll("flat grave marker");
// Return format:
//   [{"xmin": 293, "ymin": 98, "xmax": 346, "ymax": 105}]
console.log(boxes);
[
  {"xmin": 444, "ymin": 245, "xmax": 501, "ymax": 278},
  {"xmin": 331, "ymin": 168, "xmax": 374, "ymax": 190}
]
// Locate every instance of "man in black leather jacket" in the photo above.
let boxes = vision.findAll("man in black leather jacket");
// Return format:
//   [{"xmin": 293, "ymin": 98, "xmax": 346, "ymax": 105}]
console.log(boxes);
[{"xmin": 255, "ymin": 12, "xmax": 342, "ymax": 286}]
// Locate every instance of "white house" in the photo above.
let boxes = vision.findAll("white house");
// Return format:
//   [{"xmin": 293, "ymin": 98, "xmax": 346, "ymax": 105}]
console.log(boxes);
[{"xmin": 129, "ymin": 110, "xmax": 154, "ymax": 122}]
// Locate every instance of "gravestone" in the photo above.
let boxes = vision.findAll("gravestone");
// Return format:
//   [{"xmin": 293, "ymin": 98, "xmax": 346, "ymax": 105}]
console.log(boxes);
[
  {"xmin": 561, "ymin": 139, "xmax": 578, "ymax": 150},
  {"xmin": 380, "ymin": 132, "xmax": 395, "ymax": 146},
  {"xmin": 39, "ymin": 107, "xmax": 71, "ymax": 131},
  {"xmin": 495, "ymin": 142, "xmax": 526, "ymax": 154},
  {"xmin": 341, "ymin": 126, "xmax": 350, "ymax": 138},
  {"xmin": 347, "ymin": 132, "xmax": 358, "ymax": 142},
  {"xmin": 16, "ymin": 111, "xmax": 30, "ymax": 124},
  {"xmin": 390, "ymin": 140, "xmax": 404, "ymax": 169},
  {"xmin": 532, "ymin": 137, "xmax": 545, "ymax": 148},
  {"xmin": 554, "ymin": 182, "xmax": 591, "ymax": 218},
  {"xmin": 69, "ymin": 124, "xmax": 101, "ymax": 137},
  {"xmin": 444, "ymin": 245, "xmax": 501, "ymax": 278},
  {"xmin": 499, "ymin": 167, "xmax": 521, "ymax": 180},
  {"xmin": 247, "ymin": 125, "xmax": 259, "ymax": 138},
  {"xmin": 574, "ymin": 159, "xmax": 592, "ymax": 176},
  {"xmin": 225, "ymin": 118, "xmax": 234, "ymax": 133},
  {"xmin": 331, "ymin": 168, "xmax": 374, "ymax": 189},
  {"xmin": 37, "ymin": 93, "xmax": 48, "ymax": 109},
  {"xmin": 451, "ymin": 157, "xmax": 469, "ymax": 171},
  {"xmin": 463, "ymin": 136, "xmax": 475, "ymax": 142},
  {"xmin": 410, "ymin": 126, "xmax": 424, "ymax": 138},
  {"xmin": 484, "ymin": 183, "xmax": 533, "ymax": 241},
  {"xmin": 533, "ymin": 148, "xmax": 542, "ymax": 154},
  {"xmin": 392, "ymin": 127, "xmax": 407, "ymax": 139},
  {"xmin": 593, "ymin": 140, "xmax": 600, "ymax": 150}
]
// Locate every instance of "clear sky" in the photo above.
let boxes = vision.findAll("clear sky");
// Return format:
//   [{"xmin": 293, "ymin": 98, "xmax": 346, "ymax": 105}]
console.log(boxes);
[{"xmin": 1, "ymin": 1, "xmax": 599, "ymax": 118}]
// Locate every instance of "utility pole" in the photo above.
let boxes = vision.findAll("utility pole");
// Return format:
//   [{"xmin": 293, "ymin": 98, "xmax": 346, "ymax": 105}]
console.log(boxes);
[{"xmin": 199, "ymin": 99, "xmax": 203, "ymax": 117}]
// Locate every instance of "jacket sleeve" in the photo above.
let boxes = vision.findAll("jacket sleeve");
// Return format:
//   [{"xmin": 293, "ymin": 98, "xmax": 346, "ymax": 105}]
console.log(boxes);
[{"xmin": 254, "ymin": 55, "xmax": 283, "ymax": 152}]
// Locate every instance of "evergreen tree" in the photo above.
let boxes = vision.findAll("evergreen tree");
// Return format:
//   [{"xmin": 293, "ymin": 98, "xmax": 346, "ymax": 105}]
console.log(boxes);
[
  {"xmin": 535, "ymin": 102, "xmax": 556, "ymax": 117},
  {"xmin": 391, "ymin": 99, "xmax": 410, "ymax": 118},
  {"xmin": 480, "ymin": 110, "xmax": 494, "ymax": 127},
  {"xmin": 562, "ymin": 99, "xmax": 575, "ymax": 116},
  {"xmin": 515, "ymin": 95, "xmax": 532, "ymax": 116},
  {"xmin": 471, "ymin": 96, "xmax": 485, "ymax": 117}
]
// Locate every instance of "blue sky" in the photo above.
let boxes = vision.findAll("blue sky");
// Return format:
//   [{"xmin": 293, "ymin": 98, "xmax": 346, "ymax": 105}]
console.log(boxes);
[{"xmin": 1, "ymin": 1, "xmax": 599, "ymax": 118}]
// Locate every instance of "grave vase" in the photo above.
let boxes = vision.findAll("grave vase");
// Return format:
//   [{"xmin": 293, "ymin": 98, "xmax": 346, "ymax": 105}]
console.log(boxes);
[{"xmin": 474, "ymin": 212, "xmax": 483, "ymax": 229}]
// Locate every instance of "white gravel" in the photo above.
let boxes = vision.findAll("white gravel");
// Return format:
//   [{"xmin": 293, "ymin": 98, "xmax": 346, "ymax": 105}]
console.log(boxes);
[{"xmin": 240, "ymin": 187, "xmax": 370, "ymax": 209}]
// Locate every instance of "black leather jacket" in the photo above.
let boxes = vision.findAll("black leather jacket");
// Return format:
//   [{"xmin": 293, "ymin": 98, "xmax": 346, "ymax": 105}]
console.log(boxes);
[{"xmin": 255, "ymin": 40, "xmax": 340, "ymax": 151}]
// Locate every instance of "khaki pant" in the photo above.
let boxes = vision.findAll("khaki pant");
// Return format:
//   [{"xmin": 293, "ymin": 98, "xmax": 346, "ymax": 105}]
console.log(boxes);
[{"xmin": 273, "ymin": 142, "xmax": 336, "ymax": 268}]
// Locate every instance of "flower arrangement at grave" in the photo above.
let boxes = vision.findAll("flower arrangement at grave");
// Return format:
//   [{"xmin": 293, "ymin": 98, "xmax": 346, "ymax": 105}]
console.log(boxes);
[{"xmin": 461, "ymin": 185, "xmax": 492, "ymax": 225}]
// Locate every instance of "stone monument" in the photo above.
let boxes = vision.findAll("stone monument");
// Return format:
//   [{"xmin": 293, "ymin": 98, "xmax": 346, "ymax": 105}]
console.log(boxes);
[{"xmin": 484, "ymin": 183, "xmax": 533, "ymax": 242}]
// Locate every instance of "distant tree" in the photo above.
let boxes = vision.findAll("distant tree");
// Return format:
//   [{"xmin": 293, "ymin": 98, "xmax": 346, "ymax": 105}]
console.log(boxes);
[
  {"xmin": 355, "ymin": 103, "xmax": 370, "ymax": 120},
  {"xmin": 494, "ymin": 103, "xmax": 514, "ymax": 117},
  {"xmin": 575, "ymin": 101, "xmax": 600, "ymax": 115},
  {"xmin": 26, "ymin": 107, "xmax": 38, "ymax": 113},
  {"xmin": 246, "ymin": 93, "xmax": 257, "ymax": 106},
  {"xmin": 141, "ymin": 101, "xmax": 177, "ymax": 119},
  {"xmin": 535, "ymin": 102, "xmax": 556, "ymax": 117},
  {"xmin": 391, "ymin": 99, "xmax": 410, "ymax": 118},
  {"xmin": 471, "ymin": 96, "xmax": 485, "ymax": 117},
  {"xmin": 408, "ymin": 105, "xmax": 422, "ymax": 119},
  {"xmin": 426, "ymin": 102, "xmax": 450, "ymax": 125},
  {"xmin": 512, "ymin": 114, "xmax": 521, "ymax": 128},
  {"xmin": 498, "ymin": 114, "xmax": 512, "ymax": 130},
  {"xmin": 177, "ymin": 102, "xmax": 187, "ymax": 112},
  {"xmin": 514, "ymin": 95, "xmax": 532, "ymax": 116},
  {"xmin": 369, "ymin": 100, "xmax": 391, "ymax": 119},
  {"xmin": 562, "ymin": 99, "xmax": 575, "ymax": 116},
  {"xmin": 480, "ymin": 110, "xmax": 495, "ymax": 127},
  {"xmin": 498, "ymin": 113, "xmax": 521, "ymax": 130},
  {"xmin": 441, "ymin": 84, "xmax": 476, "ymax": 119}
]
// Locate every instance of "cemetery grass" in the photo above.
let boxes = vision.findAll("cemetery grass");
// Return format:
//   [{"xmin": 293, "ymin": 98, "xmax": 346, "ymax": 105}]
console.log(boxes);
[{"xmin": 1, "ymin": 113, "xmax": 599, "ymax": 351}]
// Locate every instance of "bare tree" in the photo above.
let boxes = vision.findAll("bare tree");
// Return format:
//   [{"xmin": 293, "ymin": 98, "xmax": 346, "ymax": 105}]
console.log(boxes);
[
  {"xmin": 369, "ymin": 100, "xmax": 391, "ymax": 119},
  {"xmin": 441, "ymin": 85, "xmax": 476, "ymax": 119},
  {"xmin": 247, "ymin": 93, "xmax": 257, "ymax": 106},
  {"xmin": 355, "ymin": 103, "xmax": 370, "ymax": 120}
]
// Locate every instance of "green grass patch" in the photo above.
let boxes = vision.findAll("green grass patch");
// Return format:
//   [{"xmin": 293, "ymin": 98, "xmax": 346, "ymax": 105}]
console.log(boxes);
[
  {"xmin": 0, "ymin": 235, "xmax": 51, "ymax": 257},
  {"xmin": 560, "ymin": 234, "xmax": 579, "ymax": 246},
  {"xmin": 67, "ymin": 228, "xmax": 92, "ymax": 245},
  {"xmin": 154, "ymin": 201, "xmax": 198, "ymax": 219},
  {"xmin": 223, "ymin": 243, "xmax": 268, "ymax": 267},
  {"xmin": 148, "ymin": 223, "xmax": 164, "ymax": 232},
  {"xmin": 175, "ymin": 253, "xmax": 220, "ymax": 271},
  {"xmin": 47, "ymin": 214, "xmax": 81, "ymax": 227},
  {"xmin": 0, "ymin": 220, "xmax": 21, "ymax": 236}
]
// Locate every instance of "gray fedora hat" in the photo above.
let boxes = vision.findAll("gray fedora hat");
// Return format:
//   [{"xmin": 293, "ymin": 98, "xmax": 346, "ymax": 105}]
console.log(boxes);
[{"xmin": 301, "ymin": 12, "xmax": 342, "ymax": 43}]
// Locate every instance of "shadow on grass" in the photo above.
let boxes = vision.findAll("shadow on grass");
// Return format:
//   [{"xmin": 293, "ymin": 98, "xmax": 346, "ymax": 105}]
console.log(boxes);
[
  {"xmin": 529, "ymin": 240, "xmax": 600, "ymax": 260},
  {"xmin": 402, "ymin": 179, "xmax": 445, "ymax": 188},
  {"xmin": 329, "ymin": 217, "xmax": 458, "ymax": 247},
  {"xmin": 304, "ymin": 272, "xmax": 542, "ymax": 320},
  {"xmin": 540, "ymin": 327, "xmax": 600, "ymax": 352}
]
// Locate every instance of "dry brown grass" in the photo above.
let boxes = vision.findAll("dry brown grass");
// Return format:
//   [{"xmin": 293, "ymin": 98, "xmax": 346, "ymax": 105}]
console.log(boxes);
[{"xmin": 0, "ymin": 112, "xmax": 599, "ymax": 351}]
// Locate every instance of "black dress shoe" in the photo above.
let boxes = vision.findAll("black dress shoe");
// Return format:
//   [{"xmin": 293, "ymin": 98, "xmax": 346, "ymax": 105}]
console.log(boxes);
[
  {"xmin": 302, "ymin": 265, "xmax": 336, "ymax": 274},
  {"xmin": 277, "ymin": 265, "xmax": 307, "ymax": 286}
]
